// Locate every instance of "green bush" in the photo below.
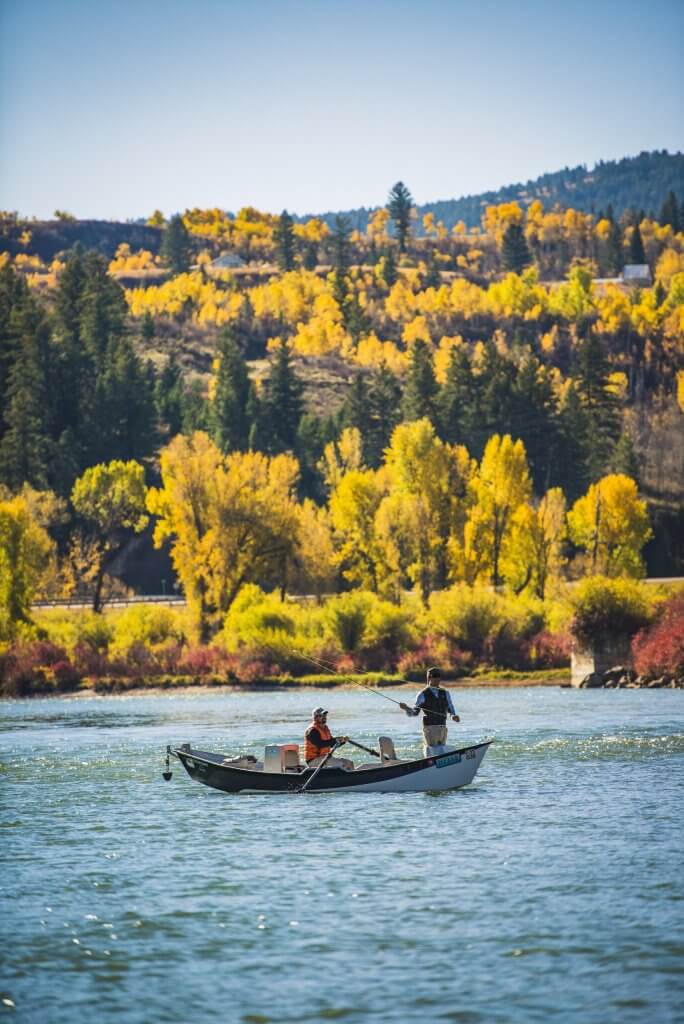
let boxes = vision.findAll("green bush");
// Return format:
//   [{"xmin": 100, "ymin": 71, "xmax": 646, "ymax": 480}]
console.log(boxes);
[
  {"xmin": 110, "ymin": 604, "xmax": 188, "ymax": 657},
  {"xmin": 426, "ymin": 585, "xmax": 504, "ymax": 655},
  {"xmin": 223, "ymin": 585, "xmax": 302, "ymax": 653},
  {"xmin": 570, "ymin": 576, "xmax": 653, "ymax": 646},
  {"xmin": 322, "ymin": 592, "xmax": 375, "ymax": 652}
]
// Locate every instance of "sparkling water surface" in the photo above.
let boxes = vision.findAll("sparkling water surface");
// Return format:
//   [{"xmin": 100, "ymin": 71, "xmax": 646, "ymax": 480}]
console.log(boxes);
[{"xmin": 1, "ymin": 687, "xmax": 683, "ymax": 1024}]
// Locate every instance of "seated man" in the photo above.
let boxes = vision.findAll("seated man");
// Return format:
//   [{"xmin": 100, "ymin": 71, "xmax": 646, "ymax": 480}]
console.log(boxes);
[{"xmin": 304, "ymin": 707, "xmax": 353, "ymax": 770}]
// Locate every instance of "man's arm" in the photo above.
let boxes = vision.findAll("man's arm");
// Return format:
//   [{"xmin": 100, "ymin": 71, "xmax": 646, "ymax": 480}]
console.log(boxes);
[
  {"xmin": 444, "ymin": 690, "xmax": 460, "ymax": 722},
  {"xmin": 400, "ymin": 691, "xmax": 424, "ymax": 716}
]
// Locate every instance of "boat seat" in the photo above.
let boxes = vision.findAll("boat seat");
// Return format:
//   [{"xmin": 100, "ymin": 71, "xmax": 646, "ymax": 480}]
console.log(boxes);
[
  {"xmin": 378, "ymin": 736, "xmax": 398, "ymax": 762},
  {"xmin": 283, "ymin": 747, "xmax": 303, "ymax": 772}
]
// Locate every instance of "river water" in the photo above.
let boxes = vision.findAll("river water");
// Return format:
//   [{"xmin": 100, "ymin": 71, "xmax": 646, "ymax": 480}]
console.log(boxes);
[{"xmin": 1, "ymin": 687, "xmax": 683, "ymax": 1024}]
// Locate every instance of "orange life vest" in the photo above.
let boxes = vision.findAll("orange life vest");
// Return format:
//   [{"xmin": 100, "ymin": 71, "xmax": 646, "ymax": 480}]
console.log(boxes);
[{"xmin": 304, "ymin": 721, "xmax": 333, "ymax": 763}]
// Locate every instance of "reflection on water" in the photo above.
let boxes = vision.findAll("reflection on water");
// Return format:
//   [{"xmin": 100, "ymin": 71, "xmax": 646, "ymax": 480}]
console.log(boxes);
[{"xmin": 1, "ymin": 687, "xmax": 683, "ymax": 1024}]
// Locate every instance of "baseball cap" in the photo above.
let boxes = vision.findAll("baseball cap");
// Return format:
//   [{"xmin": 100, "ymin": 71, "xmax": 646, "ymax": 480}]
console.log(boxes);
[{"xmin": 312, "ymin": 706, "xmax": 328, "ymax": 717}]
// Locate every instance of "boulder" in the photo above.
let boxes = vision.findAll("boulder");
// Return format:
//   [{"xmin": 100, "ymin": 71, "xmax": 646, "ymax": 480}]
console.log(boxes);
[{"xmin": 580, "ymin": 672, "xmax": 603, "ymax": 688}]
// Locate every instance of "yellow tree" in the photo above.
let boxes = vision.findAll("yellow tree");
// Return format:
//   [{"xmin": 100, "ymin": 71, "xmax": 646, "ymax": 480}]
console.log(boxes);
[
  {"xmin": 329, "ymin": 468, "xmax": 387, "ymax": 591},
  {"xmin": 456, "ymin": 435, "xmax": 532, "ymax": 587},
  {"xmin": 319, "ymin": 427, "xmax": 365, "ymax": 492},
  {"xmin": 292, "ymin": 499, "xmax": 337, "ymax": 600},
  {"xmin": 0, "ymin": 492, "xmax": 55, "ymax": 637},
  {"xmin": 71, "ymin": 461, "xmax": 148, "ymax": 613},
  {"xmin": 567, "ymin": 474, "xmax": 652, "ymax": 577},
  {"xmin": 147, "ymin": 433, "xmax": 301, "ymax": 640},
  {"xmin": 380, "ymin": 418, "xmax": 474, "ymax": 601},
  {"xmin": 502, "ymin": 488, "xmax": 567, "ymax": 598}
]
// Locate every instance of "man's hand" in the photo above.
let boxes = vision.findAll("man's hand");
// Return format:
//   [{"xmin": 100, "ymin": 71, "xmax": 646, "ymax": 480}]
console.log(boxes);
[
  {"xmin": 399, "ymin": 702, "xmax": 409, "ymax": 711},
  {"xmin": 338, "ymin": 735, "xmax": 349, "ymax": 744},
  {"xmin": 452, "ymin": 715, "xmax": 460, "ymax": 722}
]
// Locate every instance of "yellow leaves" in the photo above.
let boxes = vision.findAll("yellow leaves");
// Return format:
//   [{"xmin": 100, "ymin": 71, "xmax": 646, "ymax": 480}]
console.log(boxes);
[
  {"xmin": 109, "ymin": 246, "xmax": 158, "ymax": 275},
  {"xmin": 482, "ymin": 201, "xmax": 523, "ymax": 241},
  {"xmin": 655, "ymin": 248, "xmax": 684, "ymax": 288},
  {"xmin": 320, "ymin": 427, "xmax": 365, "ymax": 492},
  {"xmin": 594, "ymin": 218, "xmax": 612, "ymax": 242},
  {"xmin": 385, "ymin": 279, "xmax": 418, "ymax": 322},
  {"xmin": 486, "ymin": 269, "xmax": 548, "ymax": 319},
  {"xmin": 677, "ymin": 370, "xmax": 684, "ymax": 413},
  {"xmin": 567, "ymin": 474, "xmax": 652, "ymax": 577},
  {"xmin": 367, "ymin": 208, "xmax": 390, "ymax": 241},
  {"xmin": 148, "ymin": 433, "xmax": 301, "ymax": 638},
  {"xmin": 402, "ymin": 314, "xmax": 430, "ymax": 345},
  {"xmin": 607, "ymin": 372, "xmax": 628, "ymax": 399},
  {"xmin": 354, "ymin": 334, "xmax": 407, "ymax": 375},
  {"xmin": 147, "ymin": 210, "xmax": 165, "ymax": 227},
  {"xmin": 294, "ymin": 217, "xmax": 330, "ymax": 244},
  {"xmin": 290, "ymin": 314, "xmax": 350, "ymax": 358},
  {"xmin": 72, "ymin": 460, "xmax": 148, "ymax": 537},
  {"xmin": 434, "ymin": 335, "xmax": 463, "ymax": 384}
]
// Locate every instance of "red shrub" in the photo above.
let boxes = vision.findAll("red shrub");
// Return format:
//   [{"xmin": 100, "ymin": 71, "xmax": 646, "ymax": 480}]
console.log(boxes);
[
  {"xmin": 50, "ymin": 660, "xmax": 81, "ymax": 692},
  {"xmin": 632, "ymin": 596, "xmax": 684, "ymax": 678},
  {"xmin": 522, "ymin": 631, "xmax": 572, "ymax": 670}
]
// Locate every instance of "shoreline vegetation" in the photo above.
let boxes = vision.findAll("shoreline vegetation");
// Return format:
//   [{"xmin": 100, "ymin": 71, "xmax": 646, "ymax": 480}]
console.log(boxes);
[{"xmin": 10, "ymin": 668, "xmax": 572, "ymax": 699}]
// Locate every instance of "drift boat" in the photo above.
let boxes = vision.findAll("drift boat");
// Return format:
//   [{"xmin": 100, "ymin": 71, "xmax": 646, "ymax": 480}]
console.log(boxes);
[{"xmin": 166, "ymin": 737, "xmax": 492, "ymax": 794}]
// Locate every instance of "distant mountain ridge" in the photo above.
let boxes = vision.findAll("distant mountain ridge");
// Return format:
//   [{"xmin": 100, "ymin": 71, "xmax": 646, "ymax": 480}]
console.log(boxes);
[{"xmin": 308, "ymin": 150, "xmax": 684, "ymax": 232}]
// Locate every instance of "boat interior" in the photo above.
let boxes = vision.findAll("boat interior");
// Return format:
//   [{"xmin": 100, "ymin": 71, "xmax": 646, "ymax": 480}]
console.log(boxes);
[{"xmin": 209, "ymin": 737, "xmax": 407, "ymax": 773}]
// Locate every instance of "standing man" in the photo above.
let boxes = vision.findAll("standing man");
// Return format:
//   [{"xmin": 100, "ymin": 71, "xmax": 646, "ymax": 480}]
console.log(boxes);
[
  {"xmin": 304, "ymin": 707, "xmax": 353, "ymax": 770},
  {"xmin": 400, "ymin": 667, "xmax": 460, "ymax": 755}
]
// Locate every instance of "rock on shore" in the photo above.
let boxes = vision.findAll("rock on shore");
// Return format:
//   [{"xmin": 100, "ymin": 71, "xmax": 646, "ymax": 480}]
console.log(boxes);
[{"xmin": 579, "ymin": 666, "xmax": 684, "ymax": 689}]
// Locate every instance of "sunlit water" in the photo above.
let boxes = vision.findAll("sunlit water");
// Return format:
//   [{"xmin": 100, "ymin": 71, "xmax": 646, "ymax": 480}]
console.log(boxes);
[{"xmin": 1, "ymin": 687, "xmax": 683, "ymax": 1024}]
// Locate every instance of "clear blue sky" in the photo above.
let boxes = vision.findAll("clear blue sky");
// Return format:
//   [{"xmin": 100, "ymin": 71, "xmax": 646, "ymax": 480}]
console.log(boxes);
[{"xmin": 1, "ymin": 0, "xmax": 682, "ymax": 220}]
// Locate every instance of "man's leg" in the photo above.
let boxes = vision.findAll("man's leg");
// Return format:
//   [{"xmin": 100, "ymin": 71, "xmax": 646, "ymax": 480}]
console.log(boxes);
[{"xmin": 422, "ymin": 723, "xmax": 444, "ymax": 755}]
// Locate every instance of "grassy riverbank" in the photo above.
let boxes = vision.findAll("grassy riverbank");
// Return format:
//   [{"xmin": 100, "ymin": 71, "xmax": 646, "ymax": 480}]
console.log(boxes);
[{"xmin": 5, "ymin": 668, "xmax": 571, "ymax": 698}]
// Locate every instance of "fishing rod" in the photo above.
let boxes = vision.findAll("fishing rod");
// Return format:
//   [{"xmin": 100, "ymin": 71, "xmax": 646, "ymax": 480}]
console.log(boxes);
[{"xmin": 287, "ymin": 647, "xmax": 452, "ymax": 720}]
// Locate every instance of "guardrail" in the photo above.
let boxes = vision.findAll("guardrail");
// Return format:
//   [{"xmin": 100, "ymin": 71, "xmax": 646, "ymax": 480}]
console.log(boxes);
[{"xmin": 32, "ymin": 595, "xmax": 187, "ymax": 609}]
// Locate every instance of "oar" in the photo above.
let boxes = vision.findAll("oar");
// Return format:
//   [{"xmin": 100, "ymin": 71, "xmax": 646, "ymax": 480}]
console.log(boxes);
[
  {"xmin": 345, "ymin": 737, "xmax": 380, "ymax": 758},
  {"xmin": 298, "ymin": 741, "xmax": 343, "ymax": 794}
]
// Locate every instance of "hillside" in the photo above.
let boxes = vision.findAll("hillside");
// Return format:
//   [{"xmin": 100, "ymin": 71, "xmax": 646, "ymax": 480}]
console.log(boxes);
[{"xmin": 311, "ymin": 150, "xmax": 684, "ymax": 232}]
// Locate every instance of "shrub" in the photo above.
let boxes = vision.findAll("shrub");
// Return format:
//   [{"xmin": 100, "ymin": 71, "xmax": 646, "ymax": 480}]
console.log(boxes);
[
  {"xmin": 110, "ymin": 605, "xmax": 187, "ymax": 656},
  {"xmin": 426, "ymin": 585, "xmax": 503, "ymax": 656},
  {"xmin": 323, "ymin": 592, "xmax": 375, "ymax": 652},
  {"xmin": 632, "ymin": 596, "xmax": 684, "ymax": 677},
  {"xmin": 48, "ymin": 660, "xmax": 81, "ymax": 692},
  {"xmin": 521, "ymin": 631, "xmax": 572, "ymax": 669},
  {"xmin": 570, "ymin": 576, "xmax": 653, "ymax": 646},
  {"xmin": 223, "ymin": 586, "xmax": 299, "ymax": 653}
]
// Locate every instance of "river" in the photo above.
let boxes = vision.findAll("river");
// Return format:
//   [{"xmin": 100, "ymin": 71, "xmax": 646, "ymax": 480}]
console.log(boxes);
[{"xmin": 1, "ymin": 687, "xmax": 683, "ymax": 1023}]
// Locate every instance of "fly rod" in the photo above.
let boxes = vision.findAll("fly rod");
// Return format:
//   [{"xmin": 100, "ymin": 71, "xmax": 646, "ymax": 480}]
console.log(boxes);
[{"xmin": 287, "ymin": 647, "xmax": 451, "ymax": 720}]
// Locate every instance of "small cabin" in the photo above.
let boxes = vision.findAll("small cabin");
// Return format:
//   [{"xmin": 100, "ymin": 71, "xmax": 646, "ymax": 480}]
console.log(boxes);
[
  {"xmin": 209, "ymin": 252, "xmax": 245, "ymax": 270},
  {"xmin": 621, "ymin": 264, "xmax": 651, "ymax": 287}
]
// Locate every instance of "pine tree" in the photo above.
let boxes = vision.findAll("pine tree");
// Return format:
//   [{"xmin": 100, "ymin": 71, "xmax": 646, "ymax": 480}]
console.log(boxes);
[
  {"xmin": 0, "ymin": 317, "xmax": 52, "ymax": 490},
  {"xmin": 659, "ymin": 191, "xmax": 680, "ymax": 232},
  {"xmin": 628, "ymin": 223, "xmax": 646, "ymax": 264},
  {"xmin": 262, "ymin": 343, "xmax": 303, "ymax": 453},
  {"xmin": 365, "ymin": 364, "xmax": 402, "ymax": 467},
  {"xmin": 437, "ymin": 346, "xmax": 475, "ymax": 446},
  {"xmin": 91, "ymin": 338, "xmax": 157, "ymax": 464},
  {"xmin": 161, "ymin": 215, "xmax": 191, "ymax": 274},
  {"xmin": 332, "ymin": 215, "xmax": 351, "ymax": 276},
  {"xmin": 605, "ymin": 218, "xmax": 623, "ymax": 276},
  {"xmin": 155, "ymin": 358, "xmax": 184, "ymax": 439},
  {"xmin": 380, "ymin": 248, "xmax": 398, "ymax": 287},
  {"xmin": 575, "ymin": 332, "xmax": 621, "ymax": 481},
  {"xmin": 402, "ymin": 339, "xmax": 438, "ymax": 423},
  {"xmin": 209, "ymin": 330, "xmax": 251, "ymax": 452},
  {"xmin": 501, "ymin": 222, "xmax": 531, "ymax": 273},
  {"xmin": 424, "ymin": 247, "xmax": 442, "ymax": 289},
  {"xmin": 610, "ymin": 432, "xmax": 640, "ymax": 482},
  {"xmin": 274, "ymin": 210, "xmax": 296, "ymax": 272},
  {"xmin": 555, "ymin": 382, "xmax": 590, "ymax": 504},
  {"xmin": 510, "ymin": 355, "xmax": 559, "ymax": 493},
  {"xmin": 387, "ymin": 182, "xmax": 413, "ymax": 253},
  {"xmin": 340, "ymin": 372, "xmax": 369, "ymax": 433}
]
